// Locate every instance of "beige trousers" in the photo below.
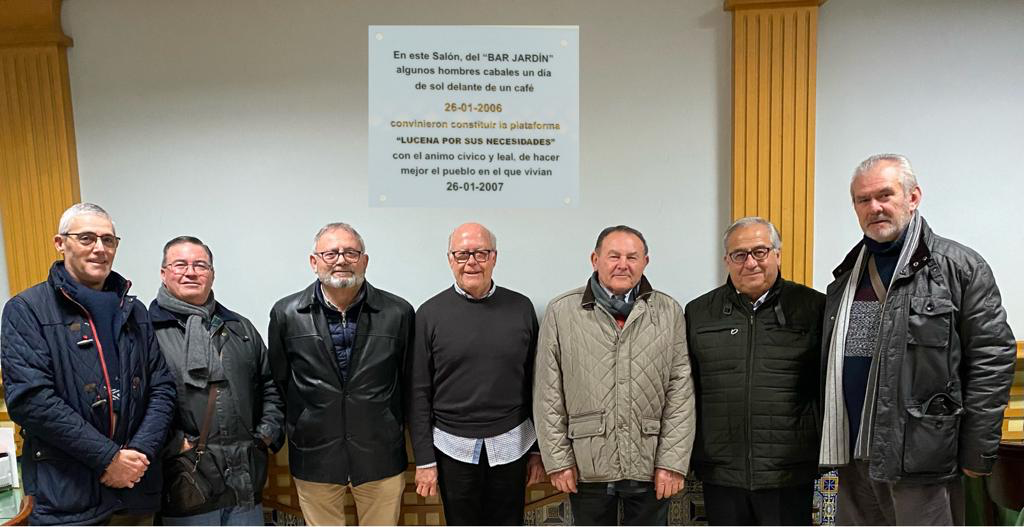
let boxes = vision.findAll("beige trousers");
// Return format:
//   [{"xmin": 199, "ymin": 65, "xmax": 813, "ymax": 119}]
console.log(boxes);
[{"xmin": 293, "ymin": 473, "xmax": 405, "ymax": 526}]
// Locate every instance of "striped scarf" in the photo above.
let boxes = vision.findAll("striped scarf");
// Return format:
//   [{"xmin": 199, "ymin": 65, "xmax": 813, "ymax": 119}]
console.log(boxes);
[{"xmin": 820, "ymin": 210, "xmax": 922, "ymax": 467}]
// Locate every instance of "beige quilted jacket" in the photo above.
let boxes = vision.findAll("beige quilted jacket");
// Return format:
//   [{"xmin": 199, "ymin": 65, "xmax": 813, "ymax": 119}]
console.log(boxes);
[{"xmin": 533, "ymin": 276, "xmax": 695, "ymax": 483}]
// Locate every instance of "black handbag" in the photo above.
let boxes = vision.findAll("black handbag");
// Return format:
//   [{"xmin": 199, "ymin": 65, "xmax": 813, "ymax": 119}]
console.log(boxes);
[{"xmin": 163, "ymin": 384, "xmax": 226, "ymax": 515}]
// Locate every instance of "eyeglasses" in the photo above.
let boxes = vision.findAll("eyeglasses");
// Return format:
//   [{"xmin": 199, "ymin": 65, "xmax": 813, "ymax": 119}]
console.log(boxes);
[
  {"xmin": 314, "ymin": 249, "xmax": 363, "ymax": 264},
  {"xmin": 62, "ymin": 232, "xmax": 121, "ymax": 248},
  {"xmin": 450, "ymin": 249, "xmax": 495, "ymax": 263},
  {"xmin": 163, "ymin": 260, "xmax": 213, "ymax": 275},
  {"xmin": 727, "ymin": 246, "xmax": 774, "ymax": 264}
]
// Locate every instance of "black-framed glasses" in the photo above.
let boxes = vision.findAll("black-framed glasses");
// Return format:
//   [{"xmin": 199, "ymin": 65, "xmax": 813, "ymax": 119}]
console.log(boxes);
[
  {"xmin": 727, "ymin": 246, "xmax": 773, "ymax": 264},
  {"xmin": 61, "ymin": 232, "xmax": 121, "ymax": 248},
  {"xmin": 450, "ymin": 249, "xmax": 495, "ymax": 263},
  {"xmin": 314, "ymin": 249, "xmax": 363, "ymax": 264},
  {"xmin": 163, "ymin": 260, "xmax": 213, "ymax": 275}
]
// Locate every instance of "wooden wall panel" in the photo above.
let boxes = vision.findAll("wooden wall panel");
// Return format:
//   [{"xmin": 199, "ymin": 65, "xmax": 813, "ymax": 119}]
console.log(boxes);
[
  {"xmin": 728, "ymin": 0, "xmax": 822, "ymax": 286},
  {"xmin": 0, "ymin": 0, "xmax": 79, "ymax": 298}
]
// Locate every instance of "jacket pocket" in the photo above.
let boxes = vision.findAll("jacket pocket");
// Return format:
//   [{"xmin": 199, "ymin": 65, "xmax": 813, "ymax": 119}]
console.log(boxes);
[
  {"xmin": 641, "ymin": 417, "xmax": 662, "ymax": 472},
  {"xmin": 32, "ymin": 444, "xmax": 99, "ymax": 515},
  {"xmin": 693, "ymin": 324, "xmax": 740, "ymax": 350},
  {"xmin": 908, "ymin": 296, "xmax": 952, "ymax": 348},
  {"xmin": 568, "ymin": 411, "xmax": 605, "ymax": 480},
  {"xmin": 902, "ymin": 395, "xmax": 962, "ymax": 475}
]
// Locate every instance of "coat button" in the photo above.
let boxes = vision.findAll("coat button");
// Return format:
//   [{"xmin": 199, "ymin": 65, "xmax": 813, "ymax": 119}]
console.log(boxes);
[{"xmin": 926, "ymin": 304, "xmax": 933, "ymax": 311}]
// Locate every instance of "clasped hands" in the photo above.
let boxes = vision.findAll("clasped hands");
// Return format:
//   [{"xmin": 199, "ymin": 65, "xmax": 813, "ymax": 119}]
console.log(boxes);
[
  {"xmin": 100, "ymin": 449, "xmax": 150, "ymax": 488},
  {"xmin": 415, "ymin": 454, "xmax": 548, "ymax": 497},
  {"xmin": 549, "ymin": 466, "xmax": 685, "ymax": 500}
]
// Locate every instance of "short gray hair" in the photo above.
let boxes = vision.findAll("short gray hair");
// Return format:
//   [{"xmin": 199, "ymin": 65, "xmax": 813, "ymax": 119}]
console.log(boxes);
[
  {"xmin": 57, "ymin": 202, "xmax": 115, "ymax": 235},
  {"xmin": 722, "ymin": 216, "xmax": 781, "ymax": 253},
  {"xmin": 852, "ymin": 153, "xmax": 919, "ymax": 197},
  {"xmin": 313, "ymin": 222, "xmax": 365, "ymax": 252}
]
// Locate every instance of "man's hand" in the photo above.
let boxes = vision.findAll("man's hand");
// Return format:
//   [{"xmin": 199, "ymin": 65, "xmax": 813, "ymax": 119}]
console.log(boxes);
[
  {"xmin": 415, "ymin": 466, "xmax": 439, "ymax": 497},
  {"xmin": 549, "ymin": 466, "xmax": 578, "ymax": 494},
  {"xmin": 963, "ymin": 468, "xmax": 988, "ymax": 478},
  {"xmin": 525, "ymin": 454, "xmax": 548, "ymax": 486},
  {"xmin": 100, "ymin": 449, "xmax": 150, "ymax": 488},
  {"xmin": 654, "ymin": 468, "xmax": 685, "ymax": 500}
]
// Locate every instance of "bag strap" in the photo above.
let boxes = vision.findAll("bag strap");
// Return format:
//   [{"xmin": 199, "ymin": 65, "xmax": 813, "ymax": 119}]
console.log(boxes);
[
  {"xmin": 196, "ymin": 384, "xmax": 217, "ymax": 452},
  {"xmin": 866, "ymin": 255, "xmax": 888, "ymax": 303}
]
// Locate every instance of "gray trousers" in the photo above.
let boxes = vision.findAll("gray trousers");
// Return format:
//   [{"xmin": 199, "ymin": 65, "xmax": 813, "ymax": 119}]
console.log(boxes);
[{"xmin": 837, "ymin": 460, "xmax": 965, "ymax": 526}]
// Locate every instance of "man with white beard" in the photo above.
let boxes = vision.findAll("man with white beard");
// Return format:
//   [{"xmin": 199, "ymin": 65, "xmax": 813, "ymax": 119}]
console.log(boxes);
[{"xmin": 268, "ymin": 223, "xmax": 415, "ymax": 525}]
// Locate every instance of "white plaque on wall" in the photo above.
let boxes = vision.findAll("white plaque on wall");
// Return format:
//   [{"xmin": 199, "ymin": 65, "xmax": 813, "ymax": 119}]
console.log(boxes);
[{"xmin": 368, "ymin": 26, "xmax": 579, "ymax": 207}]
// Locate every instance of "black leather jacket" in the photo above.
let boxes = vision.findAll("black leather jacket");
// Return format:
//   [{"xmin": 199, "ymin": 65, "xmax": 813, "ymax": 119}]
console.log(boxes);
[
  {"xmin": 686, "ymin": 277, "xmax": 825, "ymax": 490},
  {"xmin": 268, "ymin": 281, "xmax": 414, "ymax": 485},
  {"xmin": 821, "ymin": 218, "xmax": 1016, "ymax": 483}
]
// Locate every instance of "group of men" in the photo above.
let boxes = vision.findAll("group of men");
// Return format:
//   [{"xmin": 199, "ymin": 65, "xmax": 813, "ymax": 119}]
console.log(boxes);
[{"xmin": 0, "ymin": 153, "xmax": 1015, "ymax": 526}]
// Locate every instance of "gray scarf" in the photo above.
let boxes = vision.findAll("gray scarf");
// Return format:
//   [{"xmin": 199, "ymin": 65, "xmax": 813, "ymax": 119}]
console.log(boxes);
[
  {"xmin": 589, "ymin": 273, "xmax": 636, "ymax": 319},
  {"xmin": 155, "ymin": 285, "xmax": 219, "ymax": 389},
  {"xmin": 820, "ymin": 210, "xmax": 922, "ymax": 467}
]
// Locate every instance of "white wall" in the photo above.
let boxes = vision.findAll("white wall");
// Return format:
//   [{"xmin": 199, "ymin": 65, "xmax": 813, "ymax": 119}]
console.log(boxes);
[
  {"xmin": 815, "ymin": 0, "xmax": 1023, "ymax": 336},
  {"xmin": 62, "ymin": 0, "xmax": 732, "ymax": 331}
]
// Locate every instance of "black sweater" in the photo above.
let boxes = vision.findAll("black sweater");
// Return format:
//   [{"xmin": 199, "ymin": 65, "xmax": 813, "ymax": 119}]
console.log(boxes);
[{"xmin": 408, "ymin": 285, "xmax": 538, "ymax": 466}]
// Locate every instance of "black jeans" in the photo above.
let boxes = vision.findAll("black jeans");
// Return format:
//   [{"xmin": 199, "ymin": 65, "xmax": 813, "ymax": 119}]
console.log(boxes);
[
  {"xmin": 569, "ymin": 481, "xmax": 669, "ymax": 526},
  {"xmin": 435, "ymin": 445, "xmax": 528, "ymax": 525},
  {"xmin": 703, "ymin": 481, "xmax": 814, "ymax": 525}
]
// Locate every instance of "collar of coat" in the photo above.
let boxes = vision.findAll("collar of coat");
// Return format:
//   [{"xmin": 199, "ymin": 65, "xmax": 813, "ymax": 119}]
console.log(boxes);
[
  {"xmin": 294, "ymin": 280, "xmax": 381, "ymax": 314},
  {"xmin": 148, "ymin": 297, "xmax": 242, "ymax": 326},
  {"xmin": 581, "ymin": 274, "xmax": 654, "ymax": 309},
  {"xmin": 48, "ymin": 260, "xmax": 135, "ymax": 315},
  {"xmin": 832, "ymin": 215, "xmax": 934, "ymax": 280},
  {"xmin": 723, "ymin": 273, "xmax": 785, "ymax": 314}
]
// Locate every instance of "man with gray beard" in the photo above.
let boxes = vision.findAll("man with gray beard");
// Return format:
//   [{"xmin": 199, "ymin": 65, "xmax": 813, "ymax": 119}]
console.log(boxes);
[{"xmin": 268, "ymin": 223, "xmax": 415, "ymax": 525}]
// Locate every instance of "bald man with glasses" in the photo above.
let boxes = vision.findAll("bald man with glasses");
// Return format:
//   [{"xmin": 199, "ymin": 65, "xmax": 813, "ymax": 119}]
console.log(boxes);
[
  {"xmin": 268, "ymin": 222, "xmax": 414, "ymax": 526},
  {"xmin": 409, "ymin": 222, "xmax": 545, "ymax": 525}
]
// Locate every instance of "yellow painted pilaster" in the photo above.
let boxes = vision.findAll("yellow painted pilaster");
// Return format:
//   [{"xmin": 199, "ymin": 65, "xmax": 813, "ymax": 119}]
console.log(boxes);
[
  {"xmin": 0, "ymin": 0, "xmax": 80, "ymax": 297},
  {"xmin": 726, "ymin": 0, "xmax": 824, "ymax": 286}
]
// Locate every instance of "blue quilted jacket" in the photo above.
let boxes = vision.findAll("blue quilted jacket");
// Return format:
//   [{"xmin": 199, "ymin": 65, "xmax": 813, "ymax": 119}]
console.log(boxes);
[{"xmin": 1, "ymin": 262, "xmax": 176, "ymax": 525}]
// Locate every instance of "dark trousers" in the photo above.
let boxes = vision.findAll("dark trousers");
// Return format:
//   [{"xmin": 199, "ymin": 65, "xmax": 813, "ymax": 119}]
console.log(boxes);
[
  {"xmin": 435, "ymin": 445, "xmax": 528, "ymax": 525},
  {"xmin": 569, "ymin": 481, "xmax": 669, "ymax": 526},
  {"xmin": 836, "ymin": 460, "xmax": 964, "ymax": 525},
  {"xmin": 703, "ymin": 481, "xmax": 814, "ymax": 525}
]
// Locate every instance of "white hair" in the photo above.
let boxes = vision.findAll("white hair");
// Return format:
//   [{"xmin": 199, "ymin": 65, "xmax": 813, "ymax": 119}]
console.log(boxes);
[
  {"xmin": 313, "ymin": 222, "xmax": 365, "ymax": 252},
  {"xmin": 447, "ymin": 223, "xmax": 497, "ymax": 250},
  {"xmin": 852, "ymin": 153, "xmax": 919, "ymax": 196},
  {"xmin": 722, "ymin": 216, "xmax": 782, "ymax": 253},
  {"xmin": 57, "ymin": 203, "xmax": 115, "ymax": 235}
]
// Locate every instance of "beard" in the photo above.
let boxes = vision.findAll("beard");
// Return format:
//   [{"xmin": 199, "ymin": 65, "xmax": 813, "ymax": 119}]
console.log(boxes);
[
  {"xmin": 865, "ymin": 205, "xmax": 912, "ymax": 242},
  {"xmin": 318, "ymin": 268, "xmax": 364, "ymax": 289}
]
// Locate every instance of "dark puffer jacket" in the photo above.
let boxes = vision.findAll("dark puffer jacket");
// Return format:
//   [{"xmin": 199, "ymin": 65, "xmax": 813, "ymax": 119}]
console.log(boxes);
[
  {"xmin": 686, "ymin": 277, "xmax": 825, "ymax": 490},
  {"xmin": 268, "ymin": 281, "xmax": 414, "ymax": 485},
  {"xmin": 0, "ymin": 262, "xmax": 176, "ymax": 525},
  {"xmin": 821, "ymin": 217, "xmax": 1016, "ymax": 483}
]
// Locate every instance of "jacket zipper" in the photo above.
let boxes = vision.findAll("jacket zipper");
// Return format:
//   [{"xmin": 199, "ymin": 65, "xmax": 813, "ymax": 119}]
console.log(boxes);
[
  {"xmin": 746, "ymin": 312, "xmax": 755, "ymax": 489},
  {"xmin": 60, "ymin": 288, "xmax": 117, "ymax": 439},
  {"xmin": 862, "ymin": 269, "xmax": 893, "ymax": 461}
]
